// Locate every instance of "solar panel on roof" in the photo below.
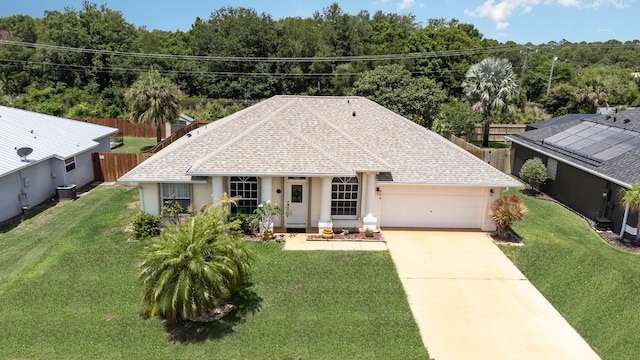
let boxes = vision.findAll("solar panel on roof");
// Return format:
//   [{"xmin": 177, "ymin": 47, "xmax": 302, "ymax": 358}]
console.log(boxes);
[{"xmin": 542, "ymin": 121, "xmax": 640, "ymax": 163}]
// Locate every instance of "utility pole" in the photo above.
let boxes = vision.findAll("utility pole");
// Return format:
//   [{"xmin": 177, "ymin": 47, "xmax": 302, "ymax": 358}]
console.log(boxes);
[
  {"xmin": 518, "ymin": 47, "xmax": 537, "ymax": 94},
  {"xmin": 547, "ymin": 56, "xmax": 559, "ymax": 95}
]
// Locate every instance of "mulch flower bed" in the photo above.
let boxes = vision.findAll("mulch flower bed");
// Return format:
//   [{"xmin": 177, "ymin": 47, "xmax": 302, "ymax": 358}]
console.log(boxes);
[{"xmin": 306, "ymin": 231, "xmax": 384, "ymax": 242}]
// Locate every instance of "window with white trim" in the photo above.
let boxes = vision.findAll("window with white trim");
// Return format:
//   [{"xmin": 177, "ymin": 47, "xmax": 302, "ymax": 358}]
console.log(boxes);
[
  {"xmin": 331, "ymin": 177, "xmax": 359, "ymax": 217},
  {"xmin": 547, "ymin": 158, "xmax": 558, "ymax": 181},
  {"xmin": 162, "ymin": 183, "xmax": 192, "ymax": 212},
  {"xmin": 65, "ymin": 157, "xmax": 76, "ymax": 172},
  {"xmin": 229, "ymin": 176, "xmax": 258, "ymax": 214}
]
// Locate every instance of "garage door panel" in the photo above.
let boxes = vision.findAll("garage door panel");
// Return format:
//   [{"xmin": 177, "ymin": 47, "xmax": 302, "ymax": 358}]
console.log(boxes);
[{"xmin": 380, "ymin": 185, "xmax": 485, "ymax": 228}]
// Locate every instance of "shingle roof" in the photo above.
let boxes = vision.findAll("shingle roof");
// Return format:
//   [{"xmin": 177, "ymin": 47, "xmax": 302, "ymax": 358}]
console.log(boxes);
[
  {"xmin": 0, "ymin": 106, "xmax": 118, "ymax": 177},
  {"xmin": 526, "ymin": 113, "xmax": 598, "ymax": 130},
  {"xmin": 120, "ymin": 96, "xmax": 520, "ymax": 187},
  {"xmin": 507, "ymin": 108, "xmax": 640, "ymax": 187}
]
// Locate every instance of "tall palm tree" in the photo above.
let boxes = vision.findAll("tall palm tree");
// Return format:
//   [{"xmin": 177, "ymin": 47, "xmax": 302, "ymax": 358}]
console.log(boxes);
[
  {"xmin": 124, "ymin": 69, "xmax": 181, "ymax": 143},
  {"xmin": 620, "ymin": 181, "xmax": 640, "ymax": 244},
  {"xmin": 139, "ymin": 198, "xmax": 254, "ymax": 320},
  {"xmin": 462, "ymin": 57, "xmax": 518, "ymax": 147}
]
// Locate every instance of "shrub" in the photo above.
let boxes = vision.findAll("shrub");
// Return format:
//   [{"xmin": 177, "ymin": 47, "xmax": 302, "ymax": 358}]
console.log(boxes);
[
  {"xmin": 489, "ymin": 196, "xmax": 528, "ymax": 238},
  {"xmin": 130, "ymin": 211, "xmax": 162, "ymax": 240},
  {"xmin": 139, "ymin": 197, "xmax": 254, "ymax": 320},
  {"xmin": 519, "ymin": 157, "xmax": 548, "ymax": 191}
]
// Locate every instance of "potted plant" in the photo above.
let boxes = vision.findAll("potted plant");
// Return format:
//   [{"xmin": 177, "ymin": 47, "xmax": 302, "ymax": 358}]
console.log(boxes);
[{"xmin": 252, "ymin": 201, "xmax": 291, "ymax": 240}]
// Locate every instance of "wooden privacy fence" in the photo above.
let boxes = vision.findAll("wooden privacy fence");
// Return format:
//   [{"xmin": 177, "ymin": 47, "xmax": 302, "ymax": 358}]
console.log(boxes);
[
  {"xmin": 92, "ymin": 153, "xmax": 151, "ymax": 182},
  {"xmin": 75, "ymin": 118, "xmax": 165, "ymax": 138},
  {"xmin": 449, "ymin": 135, "xmax": 512, "ymax": 174},
  {"xmin": 470, "ymin": 124, "xmax": 526, "ymax": 142}
]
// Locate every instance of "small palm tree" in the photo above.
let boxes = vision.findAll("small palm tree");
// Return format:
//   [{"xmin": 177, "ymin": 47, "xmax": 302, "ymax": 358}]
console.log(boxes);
[
  {"xmin": 125, "ymin": 69, "xmax": 181, "ymax": 143},
  {"xmin": 139, "ymin": 197, "xmax": 254, "ymax": 320},
  {"xmin": 462, "ymin": 57, "xmax": 518, "ymax": 147},
  {"xmin": 620, "ymin": 181, "xmax": 640, "ymax": 244}
]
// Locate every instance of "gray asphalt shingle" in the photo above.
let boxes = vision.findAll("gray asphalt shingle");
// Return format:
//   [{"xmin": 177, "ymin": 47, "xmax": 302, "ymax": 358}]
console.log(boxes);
[{"xmin": 119, "ymin": 96, "xmax": 519, "ymax": 187}]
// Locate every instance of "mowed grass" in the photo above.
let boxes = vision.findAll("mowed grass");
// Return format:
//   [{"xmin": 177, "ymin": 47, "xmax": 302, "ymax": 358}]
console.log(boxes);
[
  {"xmin": 0, "ymin": 185, "xmax": 426, "ymax": 359},
  {"xmin": 111, "ymin": 136, "xmax": 156, "ymax": 153},
  {"xmin": 501, "ymin": 189, "xmax": 640, "ymax": 360}
]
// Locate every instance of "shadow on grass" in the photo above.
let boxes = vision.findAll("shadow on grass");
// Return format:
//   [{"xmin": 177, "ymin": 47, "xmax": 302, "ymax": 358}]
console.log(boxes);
[
  {"xmin": 141, "ymin": 145, "xmax": 155, "ymax": 152},
  {"xmin": 164, "ymin": 287, "xmax": 263, "ymax": 344}
]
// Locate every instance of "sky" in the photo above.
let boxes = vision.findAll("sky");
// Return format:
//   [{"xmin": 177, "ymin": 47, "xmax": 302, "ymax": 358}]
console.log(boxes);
[{"xmin": 2, "ymin": 0, "xmax": 638, "ymax": 44}]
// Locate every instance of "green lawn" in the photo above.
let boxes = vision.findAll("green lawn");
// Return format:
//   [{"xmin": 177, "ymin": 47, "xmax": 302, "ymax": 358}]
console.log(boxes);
[
  {"xmin": 111, "ymin": 136, "xmax": 156, "ymax": 153},
  {"xmin": 0, "ymin": 185, "xmax": 426, "ymax": 359},
  {"xmin": 502, "ymin": 189, "xmax": 640, "ymax": 360}
]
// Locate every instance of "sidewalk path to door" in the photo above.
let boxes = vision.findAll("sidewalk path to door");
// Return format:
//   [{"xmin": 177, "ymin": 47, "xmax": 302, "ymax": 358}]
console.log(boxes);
[{"xmin": 384, "ymin": 229, "xmax": 600, "ymax": 360}]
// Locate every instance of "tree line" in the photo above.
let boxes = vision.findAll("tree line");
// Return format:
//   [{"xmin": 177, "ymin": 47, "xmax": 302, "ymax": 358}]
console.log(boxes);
[{"xmin": 0, "ymin": 1, "xmax": 639, "ymax": 125}]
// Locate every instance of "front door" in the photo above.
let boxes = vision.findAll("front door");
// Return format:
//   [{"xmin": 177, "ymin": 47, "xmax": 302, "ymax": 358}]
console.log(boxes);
[{"xmin": 284, "ymin": 177, "xmax": 308, "ymax": 228}]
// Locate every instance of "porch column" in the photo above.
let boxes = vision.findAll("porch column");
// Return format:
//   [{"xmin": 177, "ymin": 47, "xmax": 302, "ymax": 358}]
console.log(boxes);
[
  {"xmin": 211, "ymin": 176, "xmax": 224, "ymax": 202},
  {"xmin": 261, "ymin": 176, "xmax": 273, "ymax": 203},
  {"xmin": 363, "ymin": 173, "xmax": 378, "ymax": 230},
  {"xmin": 318, "ymin": 176, "xmax": 333, "ymax": 231}
]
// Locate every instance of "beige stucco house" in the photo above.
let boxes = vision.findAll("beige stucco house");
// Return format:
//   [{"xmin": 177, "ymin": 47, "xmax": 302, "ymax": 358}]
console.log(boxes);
[{"xmin": 118, "ymin": 95, "xmax": 520, "ymax": 232}]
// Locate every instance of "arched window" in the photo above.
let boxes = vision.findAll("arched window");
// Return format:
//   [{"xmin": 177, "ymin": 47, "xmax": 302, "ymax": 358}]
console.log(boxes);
[
  {"xmin": 331, "ymin": 177, "xmax": 358, "ymax": 217},
  {"xmin": 229, "ymin": 176, "xmax": 258, "ymax": 214}
]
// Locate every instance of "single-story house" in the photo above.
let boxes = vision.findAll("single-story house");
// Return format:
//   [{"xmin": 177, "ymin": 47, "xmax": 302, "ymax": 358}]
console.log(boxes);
[
  {"xmin": 118, "ymin": 95, "xmax": 520, "ymax": 232},
  {"xmin": 507, "ymin": 108, "xmax": 640, "ymax": 237},
  {"xmin": 0, "ymin": 106, "xmax": 118, "ymax": 223}
]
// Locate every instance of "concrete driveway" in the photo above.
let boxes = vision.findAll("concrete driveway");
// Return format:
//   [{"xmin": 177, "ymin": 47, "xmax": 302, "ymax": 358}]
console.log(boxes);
[{"xmin": 384, "ymin": 229, "xmax": 600, "ymax": 360}]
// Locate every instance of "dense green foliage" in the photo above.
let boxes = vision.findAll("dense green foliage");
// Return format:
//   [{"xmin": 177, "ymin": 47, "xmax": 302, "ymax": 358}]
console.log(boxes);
[
  {"xmin": 0, "ymin": 185, "xmax": 426, "ymax": 359},
  {"xmin": 130, "ymin": 210, "xmax": 162, "ymax": 240},
  {"xmin": 519, "ymin": 157, "xmax": 548, "ymax": 191},
  {"xmin": 502, "ymin": 189, "xmax": 640, "ymax": 359},
  {"xmin": 0, "ymin": 1, "xmax": 639, "ymax": 123}
]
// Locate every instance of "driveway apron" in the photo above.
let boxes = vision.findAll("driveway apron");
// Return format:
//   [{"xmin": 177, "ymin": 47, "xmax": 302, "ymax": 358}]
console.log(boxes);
[{"xmin": 384, "ymin": 230, "xmax": 600, "ymax": 360}]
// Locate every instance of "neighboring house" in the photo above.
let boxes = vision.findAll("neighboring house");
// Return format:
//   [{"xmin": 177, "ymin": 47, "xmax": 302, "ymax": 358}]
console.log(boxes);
[
  {"xmin": 119, "ymin": 95, "xmax": 520, "ymax": 232},
  {"xmin": 166, "ymin": 114, "xmax": 195, "ymax": 136},
  {"xmin": 0, "ymin": 106, "xmax": 118, "ymax": 223},
  {"xmin": 507, "ymin": 108, "xmax": 640, "ymax": 237}
]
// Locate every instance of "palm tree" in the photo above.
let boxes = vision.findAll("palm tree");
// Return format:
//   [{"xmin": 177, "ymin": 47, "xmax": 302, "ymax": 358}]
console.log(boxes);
[
  {"xmin": 620, "ymin": 181, "xmax": 640, "ymax": 244},
  {"xmin": 462, "ymin": 57, "xmax": 518, "ymax": 147},
  {"xmin": 139, "ymin": 197, "xmax": 254, "ymax": 320},
  {"xmin": 124, "ymin": 69, "xmax": 181, "ymax": 143}
]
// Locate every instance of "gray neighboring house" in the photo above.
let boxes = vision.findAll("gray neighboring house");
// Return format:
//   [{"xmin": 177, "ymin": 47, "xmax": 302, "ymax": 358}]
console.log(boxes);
[
  {"xmin": 0, "ymin": 106, "xmax": 118, "ymax": 223},
  {"xmin": 119, "ymin": 95, "xmax": 520, "ymax": 232},
  {"xmin": 507, "ymin": 108, "xmax": 640, "ymax": 237}
]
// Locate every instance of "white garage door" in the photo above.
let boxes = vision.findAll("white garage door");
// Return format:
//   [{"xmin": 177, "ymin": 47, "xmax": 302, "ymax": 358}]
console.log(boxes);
[{"xmin": 380, "ymin": 185, "xmax": 486, "ymax": 228}]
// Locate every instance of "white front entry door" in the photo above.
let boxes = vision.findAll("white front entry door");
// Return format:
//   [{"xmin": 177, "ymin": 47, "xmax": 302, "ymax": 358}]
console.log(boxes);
[{"xmin": 284, "ymin": 177, "xmax": 308, "ymax": 228}]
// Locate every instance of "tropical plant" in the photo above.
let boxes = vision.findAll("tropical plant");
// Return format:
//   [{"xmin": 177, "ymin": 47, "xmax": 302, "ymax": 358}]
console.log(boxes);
[
  {"xmin": 124, "ymin": 68, "xmax": 181, "ymax": 143},
  {"xmin": 138, "ymin": 197, "xmax": 254, "ymax": 320},
  {"xmin": 252, "ymin": 201, "xmax": 291, "ymax": 240},
  {"xmin": 619, "ymin": 181, "xmax": 640, "ymax": 244},
  {"xmin": 489, "ymin": 196, "xmax": 528, "ymax": 238},
  {"xmin": 462, "ymin": 57, "xmax": 519, "ymax": 147},
  {"xmin": 519, "ymin": 157, "xmax": 548, "ymax": 192}
]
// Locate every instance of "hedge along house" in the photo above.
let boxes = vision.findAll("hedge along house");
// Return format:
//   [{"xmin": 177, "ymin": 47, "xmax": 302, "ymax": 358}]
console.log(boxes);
[
  {"xmin": 507, "ymin": 108, "xmax": 640, "ymax": 238},
  {"xmin": 0, "ymin": 106, "xmax": 118, "ymax": 223},
  {"xmin": 118, "ymin": 96, "xmax": 520, "ymax": 232}
]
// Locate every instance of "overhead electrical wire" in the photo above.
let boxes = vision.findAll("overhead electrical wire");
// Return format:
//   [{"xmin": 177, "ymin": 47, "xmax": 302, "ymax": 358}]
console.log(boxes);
[{"xmin": 0, "ymin": 39, "xmax": 523, "ymax": 62}]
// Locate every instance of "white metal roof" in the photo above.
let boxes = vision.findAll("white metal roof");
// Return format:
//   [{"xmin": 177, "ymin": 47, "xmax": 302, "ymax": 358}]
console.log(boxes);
[{"xmin": 0, "ymin": 106, "xmax": 118, "ymax": 177}]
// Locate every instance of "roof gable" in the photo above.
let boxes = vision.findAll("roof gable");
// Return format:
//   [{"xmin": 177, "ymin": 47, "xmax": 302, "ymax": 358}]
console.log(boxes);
[
  {"xmin": 0, "ymin": 106, "xmax": 118, "ymax": 176},
  {"xmin": 120, "ymin": 96, "xmax": 520, "ymax": 188}
]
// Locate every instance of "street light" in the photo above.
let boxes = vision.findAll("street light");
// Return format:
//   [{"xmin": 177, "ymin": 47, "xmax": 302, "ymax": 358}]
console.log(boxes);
[{"xmin": 547, "ymin": 56, "xmax": 559, "ymax": 96}]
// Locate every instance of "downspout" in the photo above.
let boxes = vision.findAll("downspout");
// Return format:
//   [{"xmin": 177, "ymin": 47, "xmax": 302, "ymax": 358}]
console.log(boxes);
[{"xmin": 620, "ymin": 205, "xmax": 629, "ymax": 238}]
